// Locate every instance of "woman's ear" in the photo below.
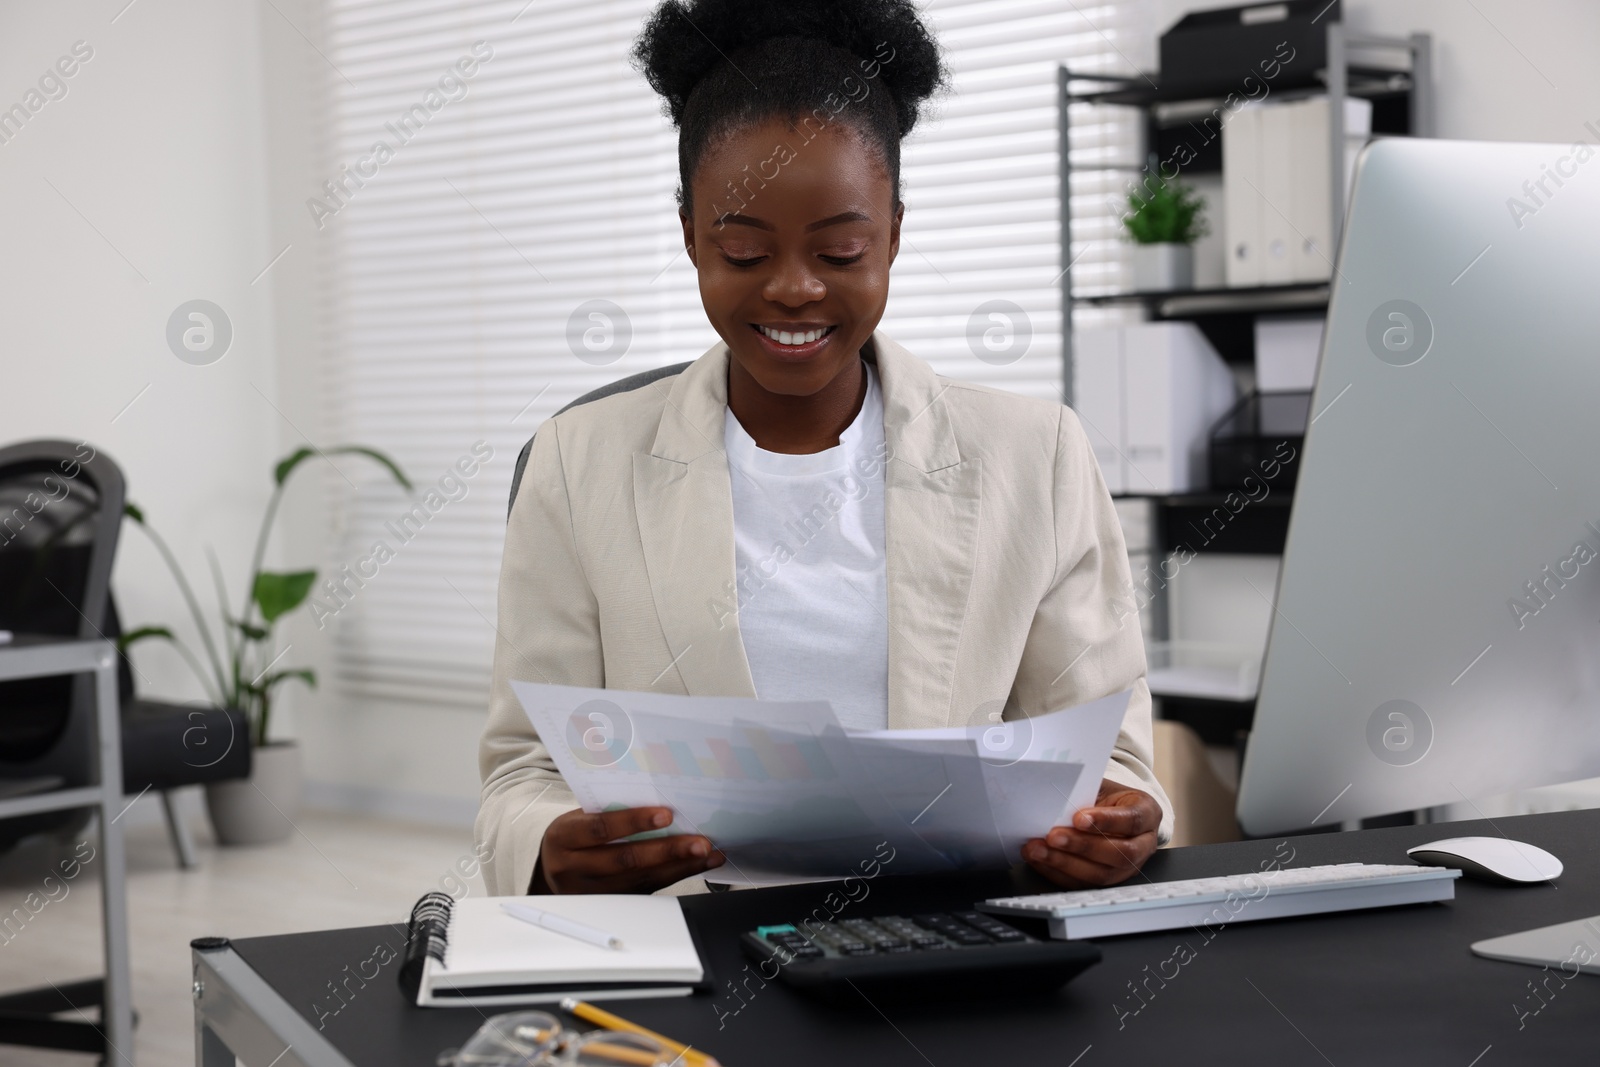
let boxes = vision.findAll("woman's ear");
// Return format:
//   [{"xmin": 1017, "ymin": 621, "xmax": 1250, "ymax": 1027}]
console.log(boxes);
[
  {"xmin": 680, "ymin": 208, "xmax": 697, "ymax": 268},
  {"xmin": 888, "ymin": 200, "xmax": 904, "ymax": 267}
]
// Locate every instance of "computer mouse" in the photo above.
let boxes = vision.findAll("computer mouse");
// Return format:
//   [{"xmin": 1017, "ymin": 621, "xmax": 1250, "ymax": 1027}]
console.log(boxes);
[{"xmin": 1406, "ymin": 836, "xmax": 1563, "ymax": 884}]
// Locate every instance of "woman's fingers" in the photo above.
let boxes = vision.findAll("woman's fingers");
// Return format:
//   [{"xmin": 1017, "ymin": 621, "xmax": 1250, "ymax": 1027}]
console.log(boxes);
[
  {"xmin": 1046, "ymin": 825, "xmax": 1155, "ymax": 869},
  {"xmin": 542, "ymin": 806, "xmax": 725, "ymax": 893},
  {"xmin": 1024, "ymin": 822, "xmax": 1157, "ymax": 887},
  {"xmin": 563, "ymin": 836, "xmax": 725, "ymax": 892},
  {"xmin": 1072, "ymin": 800, "xmax": 1158, "ymax": 838},
  {"xmin": 548, "ymin": 805, "xmax": 674, "ymax": 850},
  {"xmin": 1022, "ymin": 838, "xmax": 1125, "ymax": 888}
]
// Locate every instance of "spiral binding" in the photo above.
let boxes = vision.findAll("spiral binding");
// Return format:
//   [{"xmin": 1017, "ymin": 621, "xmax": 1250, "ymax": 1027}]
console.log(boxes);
[{"xmin": 398, "ymin": 890, "xmax": 455, "ymax": 1002}]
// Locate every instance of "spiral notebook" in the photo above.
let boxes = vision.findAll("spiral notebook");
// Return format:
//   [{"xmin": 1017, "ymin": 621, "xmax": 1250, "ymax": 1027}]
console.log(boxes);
[{"xmin": 398, "ymin": 892, "xmax": 707, "ymax": 1007}]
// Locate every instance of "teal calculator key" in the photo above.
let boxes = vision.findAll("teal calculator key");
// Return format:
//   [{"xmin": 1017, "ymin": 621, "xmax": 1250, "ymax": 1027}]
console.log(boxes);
[{"xmin": 756, "ymin": 924, "xmax": 798, "ymax": 939}]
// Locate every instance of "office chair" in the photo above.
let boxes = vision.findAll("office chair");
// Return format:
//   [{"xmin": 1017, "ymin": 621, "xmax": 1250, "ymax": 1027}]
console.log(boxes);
[
  {"xmin": 508, "ymin": 362, "xmax": 692, "ymax": 517},
  {"xmin": 0, "ymin": 439, "xmax": 251, "ymax": 869}
]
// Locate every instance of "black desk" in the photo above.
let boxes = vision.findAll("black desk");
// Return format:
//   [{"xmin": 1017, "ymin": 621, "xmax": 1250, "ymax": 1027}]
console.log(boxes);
[{"xmin": 194, "ymin": 809, "xmax": 1600, "ymax": 1066}]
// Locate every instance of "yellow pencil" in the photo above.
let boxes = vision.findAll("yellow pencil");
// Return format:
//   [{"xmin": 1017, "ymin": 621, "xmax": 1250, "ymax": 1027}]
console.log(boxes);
[
  {"xmin": 560, "ymin": 998, "xmax": 721, "ymax": 1067},
  {"xmin": 510, "ymin": 1025, "xmax": 661, "ymax": 1067}
]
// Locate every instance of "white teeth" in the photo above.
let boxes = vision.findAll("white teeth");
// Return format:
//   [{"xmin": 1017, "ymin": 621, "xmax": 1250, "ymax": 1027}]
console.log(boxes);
[{"xmin": 759, "ymin": 325, "xmax": 832, "ymax": 345}]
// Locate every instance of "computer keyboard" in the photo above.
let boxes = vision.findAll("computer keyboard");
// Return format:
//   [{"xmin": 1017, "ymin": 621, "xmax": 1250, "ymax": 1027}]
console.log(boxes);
[
  {"xmin": 738, "ymin": 912, "xmax": 1100, "ymax": 1002},
  {"xmin": 979, "ymin": 863, "xmax": 1462, "ymax": 940}
]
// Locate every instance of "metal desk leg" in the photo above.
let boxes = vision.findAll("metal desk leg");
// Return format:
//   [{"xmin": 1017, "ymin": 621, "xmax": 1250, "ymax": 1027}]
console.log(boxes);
[
  {"xmin": 95, "ymin": 653, "xmax": 135, "ymax": 1065},
  {"xmin": 195, "ymin": 1018, "xmax": 233, "ymax": 1067}
]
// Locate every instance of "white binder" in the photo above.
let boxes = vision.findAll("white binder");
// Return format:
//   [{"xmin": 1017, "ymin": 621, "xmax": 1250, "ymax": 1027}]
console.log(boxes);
[
  {"xmin": 1259, "ymin": 103, "xmax": 1296, "ymax": 285},
  {"xmin": 1222, "ymin": 105, "xmax": 1263, "ymax": 288},
  {"xmin": 1122, "ymin": 322, "xmax": 1237, "ymax": 494},
  {"xmin": 1072, "ymin": 326, "xmax": 1126, "ymax": 494},
  {"xmin": 1225, "ymin": 96, "xmax": 1374, "ymax": 288}
]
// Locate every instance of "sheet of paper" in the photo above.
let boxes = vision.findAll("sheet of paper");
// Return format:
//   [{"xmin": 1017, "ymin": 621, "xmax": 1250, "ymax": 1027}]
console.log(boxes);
[
  {"xmin": 848, "ymin": 734, "xmax": 1011, "ymax": 870},
  {"xmin": 512, "ymin": 681, "xmax": 1132, "ymax": 885},
  {"xmin": 511, "ymin": 682, "xmax": 951, "ymax": 883},
  {"xmin": 847, "ymin": 688, "xmax": 1131, "ymax": 820}
]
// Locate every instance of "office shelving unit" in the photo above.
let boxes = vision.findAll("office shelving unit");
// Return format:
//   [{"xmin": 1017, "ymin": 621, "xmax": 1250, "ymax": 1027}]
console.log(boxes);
[{"xmin": 1055, "ymin": 18, "xmax": 1433, "ymax": 743}]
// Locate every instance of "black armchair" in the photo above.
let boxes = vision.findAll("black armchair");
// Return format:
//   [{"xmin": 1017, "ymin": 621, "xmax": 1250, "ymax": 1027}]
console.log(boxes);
[{"xmin": 0, "ymin": 439, "xmax": 251, "ymax": 868}]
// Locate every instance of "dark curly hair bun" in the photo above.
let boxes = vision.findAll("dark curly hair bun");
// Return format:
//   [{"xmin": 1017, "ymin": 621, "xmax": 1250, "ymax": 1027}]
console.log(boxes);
[{"xmin": 630, "ymin": 0, "xmax": 952, "ymax": 213}]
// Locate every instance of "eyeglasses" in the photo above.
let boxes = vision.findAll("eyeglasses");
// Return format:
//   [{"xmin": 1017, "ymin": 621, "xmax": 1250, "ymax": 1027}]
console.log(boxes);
[{"xmin": 436, "ymin": 1010, "xmax": 680, "ymax": 1067}]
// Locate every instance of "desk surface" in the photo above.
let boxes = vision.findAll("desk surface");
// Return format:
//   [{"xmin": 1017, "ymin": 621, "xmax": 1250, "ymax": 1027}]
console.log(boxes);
[{"xmin": 229, "ymin": 809, "xmax": 1600, "ymax": 1066}]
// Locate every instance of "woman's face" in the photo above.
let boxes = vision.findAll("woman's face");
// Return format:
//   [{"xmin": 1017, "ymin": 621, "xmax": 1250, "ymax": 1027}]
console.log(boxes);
[{"xmin": 682, "ymin": 117, "xmax": 901, "ymax": 398}]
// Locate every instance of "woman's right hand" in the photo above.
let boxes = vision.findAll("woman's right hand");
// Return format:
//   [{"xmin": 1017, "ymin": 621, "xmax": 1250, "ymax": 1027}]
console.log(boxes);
[{"xmin": 534, "ymin": 806, "xmax": 726, "ymax": 894}]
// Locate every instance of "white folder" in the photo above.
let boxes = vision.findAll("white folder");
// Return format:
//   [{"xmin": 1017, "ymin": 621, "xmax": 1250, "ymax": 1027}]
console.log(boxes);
[
  {"xmin": 1259, "ymin": 103, "xmax": 1296, "ymax": 286},
  {"xmin": 1222, "ymin": 105, "xmax": 1263, "ymax": 288},
  {"xmin": 1072, "ymin": 326, "xmax": 1126, "ymax": 494},
  {"xmin": 1123, "ymin": 323, "xmax": 1237, "ymax": 494},
  {"xmin": 1288, "ymin": 96, "xmax": 1373, "ymax": 282}
]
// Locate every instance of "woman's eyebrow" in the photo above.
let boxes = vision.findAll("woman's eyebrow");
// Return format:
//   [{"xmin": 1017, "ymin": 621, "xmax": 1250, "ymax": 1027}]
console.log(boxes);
[{"xmin": 713, "ymin": 210, "xmax": 873, "ymax": 232}]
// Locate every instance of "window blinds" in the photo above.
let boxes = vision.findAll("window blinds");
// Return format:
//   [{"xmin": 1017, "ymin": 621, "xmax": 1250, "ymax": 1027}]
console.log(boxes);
[{"xmin": 311, "ymin": 0, "xmax": 1144, "ymax": 709}]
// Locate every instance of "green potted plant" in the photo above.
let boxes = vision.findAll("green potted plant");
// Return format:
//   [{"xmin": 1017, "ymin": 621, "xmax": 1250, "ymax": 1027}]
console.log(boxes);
[
  {"xmin": 121, "ymin": 445, "xmax": 409, "ymax": 845},
  {"xmin": 1122, "ymin": 175, "xmax": 1209, "ymax": 292}
]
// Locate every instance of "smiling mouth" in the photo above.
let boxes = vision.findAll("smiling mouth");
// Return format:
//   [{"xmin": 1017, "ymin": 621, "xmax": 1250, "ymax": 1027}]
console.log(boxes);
[{"xmin": 751, "ymin": 323, "xmax": 838, "ymax": 346}]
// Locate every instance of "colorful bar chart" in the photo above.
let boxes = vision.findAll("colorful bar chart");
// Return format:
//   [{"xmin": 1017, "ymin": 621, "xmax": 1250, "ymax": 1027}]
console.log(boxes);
[{"xmin": 614, "ymin": 723, "xmax": 837, "ymax": 780}]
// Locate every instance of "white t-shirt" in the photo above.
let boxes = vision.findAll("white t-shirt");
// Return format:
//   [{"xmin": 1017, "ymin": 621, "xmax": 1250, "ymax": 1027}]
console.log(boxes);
[{"xmin": 722, "ymin": 361, "xmax": 890, "ymax": 731}]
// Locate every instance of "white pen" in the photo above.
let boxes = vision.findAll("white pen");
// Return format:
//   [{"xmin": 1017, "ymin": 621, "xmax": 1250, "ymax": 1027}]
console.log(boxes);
[{"xmin": 500, "ymin": 902, "xmax": 625, "ymax": 951}]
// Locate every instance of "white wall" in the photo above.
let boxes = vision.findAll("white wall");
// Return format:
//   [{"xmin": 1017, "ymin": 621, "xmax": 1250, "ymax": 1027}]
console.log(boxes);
[{"xmin": 0, "ymin": 4, "xmax": 284, "ymax": 709}]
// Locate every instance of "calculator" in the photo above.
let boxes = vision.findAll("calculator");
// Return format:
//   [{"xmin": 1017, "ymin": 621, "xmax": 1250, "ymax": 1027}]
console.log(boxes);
[{"xmin": 738, "ymin": 911, "xmax": 1101, "ymax": 1003}]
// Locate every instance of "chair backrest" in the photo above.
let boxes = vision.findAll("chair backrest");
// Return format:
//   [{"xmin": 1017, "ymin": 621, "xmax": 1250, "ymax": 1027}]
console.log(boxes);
[
  {"xmin": 0, "ymin": 439, "xmax": 125, "ymax": 771},
  {"xmin": 507, "ymin": 362, "xmax": 692, "ymax": 520}
]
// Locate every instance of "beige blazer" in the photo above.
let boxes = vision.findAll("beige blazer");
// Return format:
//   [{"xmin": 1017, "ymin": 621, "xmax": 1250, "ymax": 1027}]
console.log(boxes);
[{"xmin": 476, "ymin": 329, "xmax": 1174, "ymax": 897}]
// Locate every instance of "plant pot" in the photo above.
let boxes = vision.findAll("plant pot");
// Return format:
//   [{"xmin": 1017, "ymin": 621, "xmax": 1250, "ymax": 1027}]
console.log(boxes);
[
  {"xmin": 1132, "ymin": 242, "xmax": 1195, "ymax": 292},
  {"xmin": 204, "ymin": 740, "xmax": 301, "ymax": 846}
]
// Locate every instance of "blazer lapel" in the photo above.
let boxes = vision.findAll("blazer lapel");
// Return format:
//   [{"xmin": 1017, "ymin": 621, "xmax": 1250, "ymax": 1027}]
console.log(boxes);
[
  {"xmin": 872, "ymin": 332, "xmax": 982, "ymax": 731},
  {"xmin": 633, "ymin": 340, "xmax": 758, "ymax": 698}
]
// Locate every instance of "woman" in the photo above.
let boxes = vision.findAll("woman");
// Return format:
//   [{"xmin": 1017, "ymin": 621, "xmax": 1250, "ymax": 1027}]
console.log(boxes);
[{"xmin": 476, "ymin": 0, "xmax": 1173, "ymax": 897}]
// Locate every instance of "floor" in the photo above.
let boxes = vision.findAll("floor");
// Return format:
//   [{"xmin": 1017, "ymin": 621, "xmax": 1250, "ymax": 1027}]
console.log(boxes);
[{"xmin": 0, "ymin": 800, "xmax": 483, "ymax": 1067}]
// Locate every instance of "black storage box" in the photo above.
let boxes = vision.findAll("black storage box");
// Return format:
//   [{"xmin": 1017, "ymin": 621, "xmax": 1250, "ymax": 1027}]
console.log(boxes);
[
  {"xmin": 1208, "ymin": 391, "xmax": 1309, "ymax": 493},
  {"xmin": 1159, "ymin": 0, "xmax": 1340, "ymax": 98}
]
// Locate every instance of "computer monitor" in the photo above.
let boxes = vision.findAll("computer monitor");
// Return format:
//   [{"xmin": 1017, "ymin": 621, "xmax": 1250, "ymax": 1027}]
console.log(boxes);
[{"xmin": 1237, "ymin": 137, "xmax": 1600, "ymax": 835}]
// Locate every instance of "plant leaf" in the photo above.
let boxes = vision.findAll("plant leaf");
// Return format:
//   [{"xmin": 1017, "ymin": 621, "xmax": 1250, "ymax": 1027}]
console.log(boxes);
[
  {"xmin": 233, "ymin": 618, "xmax": 269, "ymax": 641},
  {"xmin": 329, "ymin": 445, "xmax": 412, "ymax": 491},
  {"xmin": 260, "ymin": 667, "xmax": 316, "ymax": 691},
  {"xmin": 1123, "ymin": 177, "xmax": 1208, "ymax": 245},
  {"xmin": 273, "ymin": 448, "xmax": 318, "ymax": 486},
  {"xmin": 252, "ymin": 570, "xmax": 317, "ymax": 624},
  {"xmin": 116, "ymin": 625, "xmax": 173, "ymax": 653},
  {"xmin": 124, "ymin": 502, "xmax": 145, "ymax": 524},
  {"xmin": 274, "ymin": 445, "xmax": 412, "ymax": 491}
]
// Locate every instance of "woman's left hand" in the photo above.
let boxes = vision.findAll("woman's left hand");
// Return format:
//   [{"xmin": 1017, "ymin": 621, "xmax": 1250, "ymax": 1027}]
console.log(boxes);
[{"xmin": 1022, "ymin": 779, "xmax": 1161, "ymax": 889}]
